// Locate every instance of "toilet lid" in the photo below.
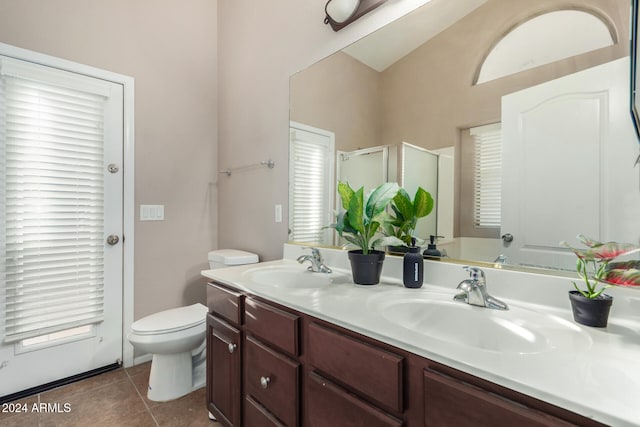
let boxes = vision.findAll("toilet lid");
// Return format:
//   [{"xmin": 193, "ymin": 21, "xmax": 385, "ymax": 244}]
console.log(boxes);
[{"xmin": 131, "ymin": 303, "xmax": 208, "ymax": 335}]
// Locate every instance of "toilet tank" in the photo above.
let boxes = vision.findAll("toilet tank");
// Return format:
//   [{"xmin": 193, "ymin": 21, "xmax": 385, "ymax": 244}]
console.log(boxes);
[{"xmin": 208, "ymin": 249, "xmax": 259, "ymax": 269}]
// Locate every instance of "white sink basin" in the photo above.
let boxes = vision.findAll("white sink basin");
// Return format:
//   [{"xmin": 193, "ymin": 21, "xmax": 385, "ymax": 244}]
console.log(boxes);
[
  {"xmin": 367, "ymin": 291, "xmax": 591, "ymax": 354},
  {"xmin": 242, "ymin": 264, "xmax": 350, "ymax": 289}
]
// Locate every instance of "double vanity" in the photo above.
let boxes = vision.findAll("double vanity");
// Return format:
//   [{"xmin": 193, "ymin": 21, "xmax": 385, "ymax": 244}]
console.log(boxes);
[{"xmin": 201, "ymin": 244, "xmax": 640, "ymax": 426}]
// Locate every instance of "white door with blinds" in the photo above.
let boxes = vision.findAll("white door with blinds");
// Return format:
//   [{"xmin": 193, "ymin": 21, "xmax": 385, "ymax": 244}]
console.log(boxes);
[
  {"xmin": 289, "ymin": 122, "xmax": 334, "ymax": 246},
  {"xmin": 0, "ymin": 55, "xmax": 123, "ymax": 397}
]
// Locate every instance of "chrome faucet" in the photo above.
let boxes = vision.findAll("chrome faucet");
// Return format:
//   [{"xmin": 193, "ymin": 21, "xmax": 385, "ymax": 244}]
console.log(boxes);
[
  {"xmin": 297, "ymin": 247, "xmax": 332, "ymax": 273},
  {"xmin": 493, "ymin": 254, "xmax": 507, "ymax": 264},
  {"xmin": 454, "ymin": 266, "xmax": 508, "ymax": 310}
]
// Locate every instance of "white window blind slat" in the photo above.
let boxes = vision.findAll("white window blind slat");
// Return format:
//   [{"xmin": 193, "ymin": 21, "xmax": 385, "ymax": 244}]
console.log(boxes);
[
  {"xmin": 289, "ymin": 130, "xmax": 333, "ymax": 245},
  {"xmin": 1, "ymin": 58, "xmax": 108, "ymax": 343},
  {"xmin": 471, "ymin": 123, "xmax": 502, "ymax": 228}
]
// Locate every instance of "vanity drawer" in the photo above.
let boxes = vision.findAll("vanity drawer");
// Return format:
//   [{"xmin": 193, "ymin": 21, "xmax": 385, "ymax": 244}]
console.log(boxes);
[
  {"xmin": 306, "ymin": 371, "xmax": 402, "ymax": 427},
  {"xmin": 245, "ymin": 298, "xmax": 299, "ymax": 357},
  {"xmin": 245, "ymin": 396, "xmax": 286, "ymax": 427},
  {"xmin": 423, "ymin": 368, "xmax": 572, "ymax": 427},
  {"xmin": 307, "ymin": 322, "xmax": 404, "ymax": 413},
  {"xmin": 207, "ymin": 282, "xmax": 243, "ymax": 325},
  {"xmin": 245, "ymin": 336, "xmax": 300, "ymax": 427}
]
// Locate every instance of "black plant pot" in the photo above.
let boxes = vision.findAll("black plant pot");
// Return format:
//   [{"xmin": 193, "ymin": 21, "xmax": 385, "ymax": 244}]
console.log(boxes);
[
  {"xmin": 568, "ymin": 290, "xmax": 613, "ymax": 328},
  {"xmin": 348, "ymin": 250, "xmax": 385, "ymax": 285}
]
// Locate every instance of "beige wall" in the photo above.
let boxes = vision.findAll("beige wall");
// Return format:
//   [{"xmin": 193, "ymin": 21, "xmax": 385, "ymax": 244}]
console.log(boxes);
[
  {"xmin": 290, "ymin": 52, "xmax": 382, "ymax": 151},
  {"xmin": 0, "ymin": 0, "xmax": 218, "ymax": 320},
  {"xmin": 217, "ymin": 0, "xmax": 432, "ymax": 260}
]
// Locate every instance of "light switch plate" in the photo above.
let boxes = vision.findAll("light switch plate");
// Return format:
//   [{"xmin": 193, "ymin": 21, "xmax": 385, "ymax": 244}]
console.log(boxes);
[
  {"xmin": 140, "ymin": 204, "xmax": 165, "ymax": 221},
  {"xmin": 275, "ymin": 204, "xmax": 283, "ymax": 223}
]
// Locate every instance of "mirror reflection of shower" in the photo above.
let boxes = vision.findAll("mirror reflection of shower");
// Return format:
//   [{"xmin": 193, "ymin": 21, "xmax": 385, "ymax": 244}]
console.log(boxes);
[
  {"xmin": 335, "ymin": 142, "xmax": 454, "ymax": 247},
  {"xmin": 336, "ymin": 145, "xmax": 393, "ymax": 195},
  {"xmin": 288, "ymin": 121, "xmax": 455, "ymax": 249},
  {"xmin": 400, "ymin": 142, "xmax": 454, "ymax": 244}
]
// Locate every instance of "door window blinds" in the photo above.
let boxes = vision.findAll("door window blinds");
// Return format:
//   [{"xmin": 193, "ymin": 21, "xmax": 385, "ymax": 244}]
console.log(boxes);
[
  {"xmin": 289, "ymin": 128, "xmax": 333, "ymax": 245},
  {"xmin": 0, "ymin": 57, "xmax": 110, "ymax": 343},
  {"xmin": 470, "ymin": 123, "xmax": 502, "ymax": 228}
]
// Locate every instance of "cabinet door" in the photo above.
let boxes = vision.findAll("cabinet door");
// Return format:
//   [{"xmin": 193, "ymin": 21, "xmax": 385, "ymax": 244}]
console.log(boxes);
[
  {"xmin": 207, "ymin": 314, "xmax": 242, "ymax": 427},
  {"xmin": 307, "ymin": 322, "xmax": 404, "ymax": 413},
  {"xmin": 245, "ymin": 336, "xmax": 299, "ymax": 427},
  {"xmin": 423, "ymin": 369, "xmax": 573, "ymax": 427},
  {"xmin": 306, "ymin": 371, "xmax": 403, "ymax": 427},
  {"xmin": 245, "ymin": 396, "xmax": 287, "ymax": 427}
]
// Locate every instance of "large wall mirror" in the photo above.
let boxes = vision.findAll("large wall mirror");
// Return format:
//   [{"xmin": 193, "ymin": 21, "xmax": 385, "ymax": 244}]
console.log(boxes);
[{"xmin": 289, "ymin": 0, "xmax": 640, "ymax": 274}]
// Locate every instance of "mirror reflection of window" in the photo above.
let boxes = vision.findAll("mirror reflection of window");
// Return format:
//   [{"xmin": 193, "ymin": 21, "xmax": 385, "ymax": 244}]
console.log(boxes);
[
  {"xmin": 288, "ymin": 122, "xmax": 335, "ymax": 245},
  {"xmin": 470, "ymin": 123, "xmax": 502, "ymax": 229}
]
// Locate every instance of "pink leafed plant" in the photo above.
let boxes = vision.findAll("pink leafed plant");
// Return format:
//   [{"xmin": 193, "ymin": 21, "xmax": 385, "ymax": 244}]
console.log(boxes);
[{"xmin": 560, "ymin": 234, "xmax": 640, "ymax": 299}]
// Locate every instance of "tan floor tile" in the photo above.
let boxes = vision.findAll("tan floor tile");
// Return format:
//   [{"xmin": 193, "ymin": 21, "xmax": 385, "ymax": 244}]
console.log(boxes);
[
  {"xmin": 2, "ymin": 360, "xmax": 211, "ymax": 427},
  {"xmin": 0, "ymin": 412, "xmax": 39, "ymax": 427},
  {"xmin": 125, "ymin": 361, "xmax": 151, "ymax": 378},
  {"xmin": 41, "ymin": 368, "xmax": 128, "ymax": 401},
  {"xmin": 151, "ymin": 388, "xmax": 214, "ymax": 427},
  {"xmin": 38, "ymin": 408, "xmax": 157, "ymax": 427},
  {"xmin": 128, "ymin": 369, "xmax": 159, "ymax": 409},
  {"xmin": 38, "ymin": 378, "xmax": 148, "ymax": 427}
]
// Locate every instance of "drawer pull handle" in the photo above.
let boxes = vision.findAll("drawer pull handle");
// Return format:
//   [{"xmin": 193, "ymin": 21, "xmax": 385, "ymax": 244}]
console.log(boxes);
[
  {"xmin": 260, "ymin": 376, "xmax": 271, "ymax": 389},
  {"xmin": 228, "ymin": 343, "xmax": 237, "ymax": 353}
]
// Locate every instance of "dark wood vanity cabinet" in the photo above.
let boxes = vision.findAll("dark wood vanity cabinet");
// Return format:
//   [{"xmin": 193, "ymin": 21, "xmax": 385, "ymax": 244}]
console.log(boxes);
[
  {"xmin": 207, "ymin": 314, "xmax": 242, "ymax": 426},
  {"xmin": 206, "ymin": 283, "xmax": 244, "ymax": 427},
  {"xmin": 423, "ymin": 368, "xmax": 572, "ymax": 427},
  {"xmin": 206, "ymin": 281, "xmax": 607, "ymax": 427},
  {"xmin": 244, "ymin": 298, "xmax": 301, "ymax": 427},
  {"xmin": 306, "ymin": 371, "xmax": 402, "ymax": 427},
  {"xmin": 420, "ymin": 363, "xmax": 607, "ymax": 427},
  {"xmin": 305, "ymin": 323, "xmax": 404, "ymax": 427}
]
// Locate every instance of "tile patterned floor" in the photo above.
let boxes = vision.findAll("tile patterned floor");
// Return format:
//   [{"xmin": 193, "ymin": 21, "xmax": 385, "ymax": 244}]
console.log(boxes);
[{"xmin": 0, "ymin": 363, "xmax": 219, "ymax": 427}]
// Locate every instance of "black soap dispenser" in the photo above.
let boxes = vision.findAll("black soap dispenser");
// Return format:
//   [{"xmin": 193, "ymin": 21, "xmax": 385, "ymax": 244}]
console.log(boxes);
[
  {"xmin": 423, "ymin": 235, "xmax": 443, "ymax": 259},
  {"xmin": 403, "ymin": 238, "xmax": 423, "ymax": 288}
]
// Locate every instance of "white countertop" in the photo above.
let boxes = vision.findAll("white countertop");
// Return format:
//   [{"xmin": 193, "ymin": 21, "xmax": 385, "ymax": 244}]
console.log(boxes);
[{"xmin": 202, "ymin": 244, "xmax": 640, "ymax": 427}]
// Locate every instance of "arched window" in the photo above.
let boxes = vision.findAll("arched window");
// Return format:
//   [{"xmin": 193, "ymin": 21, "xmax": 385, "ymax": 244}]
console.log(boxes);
[{"xmin": 475, "ymin": 10, "xmax": 616, "ymax": 84}]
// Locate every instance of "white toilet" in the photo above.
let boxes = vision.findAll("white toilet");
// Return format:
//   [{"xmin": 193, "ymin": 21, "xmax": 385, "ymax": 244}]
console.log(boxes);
[{"xmin": 128, "ymin": 249, "xmax": 258, "ymax": 402}]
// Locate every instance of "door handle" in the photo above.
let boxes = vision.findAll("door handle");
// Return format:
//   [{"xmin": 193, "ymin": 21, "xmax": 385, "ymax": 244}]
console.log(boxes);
[
  {"xmin": 106, "ymin": 235, "xmax": 120, "ymax": 245},
  {"xmin": 501, "ymin": 233, "xmax": 514, "ymax": 243}
]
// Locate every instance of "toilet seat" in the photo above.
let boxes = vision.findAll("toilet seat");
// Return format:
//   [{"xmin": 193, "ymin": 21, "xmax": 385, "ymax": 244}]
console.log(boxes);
[{"xmin": 131, "ymin": 303, "xmax": 208, "ymax": 335}]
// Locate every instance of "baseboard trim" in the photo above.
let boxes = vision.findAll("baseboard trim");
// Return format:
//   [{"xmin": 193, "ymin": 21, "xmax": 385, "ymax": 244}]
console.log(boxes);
[{"xmin": 133, "ymin": 353, "xmax": 153, "ymax": 366}]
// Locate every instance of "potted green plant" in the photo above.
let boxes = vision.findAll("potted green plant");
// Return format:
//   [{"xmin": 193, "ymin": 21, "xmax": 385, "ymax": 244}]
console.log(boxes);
[
  {"xmin": 331, "ymin": 181, "xmax": 400, "ymax": 285},
  {"xmin": 561, "ymin": 234, "xmax": 640, "ymax": 327},
  {"xmin": 383, "ymin": 187, "xmax": 434, "ymax": 253}
]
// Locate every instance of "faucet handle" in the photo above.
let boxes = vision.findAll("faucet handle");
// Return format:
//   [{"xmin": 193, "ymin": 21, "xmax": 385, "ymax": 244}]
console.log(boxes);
[
  {"xmin": 302, "ymin": 246, "xmax": 321, "ymax": 257},
  {"xmin": 463, "ymin": 266, "xmax": 485, "ymax": 282}
]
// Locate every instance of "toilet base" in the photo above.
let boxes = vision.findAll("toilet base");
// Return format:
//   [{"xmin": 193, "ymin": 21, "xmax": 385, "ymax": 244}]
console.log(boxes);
[{"xmin": 147, "ymin": 352, "xmax": 193, "ymax": 402}]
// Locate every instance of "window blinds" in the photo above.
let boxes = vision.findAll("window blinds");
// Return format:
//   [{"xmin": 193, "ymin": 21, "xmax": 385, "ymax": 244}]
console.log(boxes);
[
  {"xmin": 0, "ymin": 57, "xmax": 108, "ymax": 343},
  {"xmin": 289, "ymin": 129, "xmax": 333, "ymax": 245},
  {"xmin": 470, "ymin": 123, "xmax": 502, "ymax": 228}
]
